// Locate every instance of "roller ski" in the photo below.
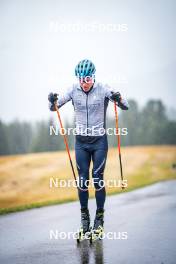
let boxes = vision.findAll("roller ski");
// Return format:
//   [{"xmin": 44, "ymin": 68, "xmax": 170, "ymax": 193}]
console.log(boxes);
[
  {"xmin": 76, "ymin": 208, "xmax": 92, "ymax": 243},
  {"xmin": 90, "ymin": 209, "xmax": 104, "ymax": 243}
]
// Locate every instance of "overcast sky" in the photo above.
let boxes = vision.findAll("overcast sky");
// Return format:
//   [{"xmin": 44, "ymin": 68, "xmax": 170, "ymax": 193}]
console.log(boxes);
[{"xmin": 0, "ymin": 0, "xmax": 175, "ymax": 122}]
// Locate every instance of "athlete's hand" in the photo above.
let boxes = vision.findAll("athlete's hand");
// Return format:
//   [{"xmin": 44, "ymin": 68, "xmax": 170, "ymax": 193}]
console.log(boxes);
[
  {"xmin": 110, "ymin": 92, "xmax": 122, "ymax": 103},
  {"xmin": 48, "ymin": 93, "xmax": 58, "ymax": 111},
  {"xmin": 48, "ymin": 93, "xmax": 58, "ymax": 104}
]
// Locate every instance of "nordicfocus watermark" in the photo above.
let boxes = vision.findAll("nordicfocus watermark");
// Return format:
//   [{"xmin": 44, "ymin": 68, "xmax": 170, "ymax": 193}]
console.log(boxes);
[
  {"xmin": 49, "ymin": 230, "xmax": 128, "ymax": 240},
  {"xmin": 49, "ymin": 177, "xmax": 128, "ymax": 189},
  {"xmin": 49, "ymin": 126, "xmax": 128, "ymax": 136},
  {"xmin": 49, "ymin": 21, "xmax": 128, "ymax": 33}
]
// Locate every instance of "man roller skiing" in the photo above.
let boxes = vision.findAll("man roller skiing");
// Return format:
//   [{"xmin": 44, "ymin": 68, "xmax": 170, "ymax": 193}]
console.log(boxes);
[{"xmin": 48, "ymin": 59, "xmax": 129, "ymax": 238}]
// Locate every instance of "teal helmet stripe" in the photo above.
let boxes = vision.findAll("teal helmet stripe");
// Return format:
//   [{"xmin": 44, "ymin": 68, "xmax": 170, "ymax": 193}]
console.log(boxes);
[
  {"xmin": 82, "ymin": 60, "xmax": 87, "ymax": 76},
  {"xmin": 79, "ymin": 60, "xmax": 85, "ymax": 76},
  {"xmin": 85, "ymin": 60, "xmax": 91, "ymax": 76},
  {"xmin": 75, "ymin": 59, "xmax": 96, "ymax": 77}
]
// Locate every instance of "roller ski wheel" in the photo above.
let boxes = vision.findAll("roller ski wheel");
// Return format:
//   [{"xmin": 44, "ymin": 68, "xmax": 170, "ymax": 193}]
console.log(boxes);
[
  {"xmin": 90, "ymin": 209, "xmax": 104, "ymax": 243},
  {"xmin": 76, "ymin": 208, "xmax": 91, "ymax": 244},
  {"xmin": 76, "ymin": 227, "xmax": 92, "ymax": 243},
  {"xmin": 90, "ymin": 226, "xmax": 104, "ymax": 243}
]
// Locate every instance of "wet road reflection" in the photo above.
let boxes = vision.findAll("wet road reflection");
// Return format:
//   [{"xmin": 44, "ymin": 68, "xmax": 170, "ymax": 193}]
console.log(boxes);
[
  {"xmin": 1, "ymin": 181, "xmax": 176, "ymax": 263},
  {"xmin": 77, "ymin": 240, "xmax": 104, "ymax": 264}
]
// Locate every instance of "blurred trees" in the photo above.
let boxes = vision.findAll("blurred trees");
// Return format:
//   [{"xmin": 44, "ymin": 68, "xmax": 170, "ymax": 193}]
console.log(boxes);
[
  {"xmin": 0, "ymin": 99, "xmax": 176, "ymax": 155},
  {"xmin": 0, "ymin": 121, "xmax": 9, "ymax": 155},
  {"xmin": 119, "ymin": 100, "xmax": 176, "ymax": 146}
]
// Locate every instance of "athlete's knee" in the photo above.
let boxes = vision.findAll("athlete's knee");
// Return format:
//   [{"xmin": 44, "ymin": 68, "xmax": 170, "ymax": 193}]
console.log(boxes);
[
  {"xmin": 92, "ymin": 157, "xmax": 106, "ymax": 178},
  {"xmin": 78, "ymin": 173, "xmax": 90, "ymax": 190},
  {"xmin": 92, "ymin": 174, "xmax": 105, "ymax": 190}
]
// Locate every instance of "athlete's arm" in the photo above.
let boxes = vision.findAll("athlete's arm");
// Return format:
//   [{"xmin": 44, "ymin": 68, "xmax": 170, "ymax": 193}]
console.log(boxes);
[
  {"xmin": 104, "ymin": 85, "xmax": 129, "ymax": 110},
  {"xmin": 48, "ymin": 86, "xmax": 73, "ymax": 111}
]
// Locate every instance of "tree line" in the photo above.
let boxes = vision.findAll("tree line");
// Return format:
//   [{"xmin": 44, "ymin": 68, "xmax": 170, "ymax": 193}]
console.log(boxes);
[{"xmin": 0, "ymin": 99, "xmax": 175, "ymax": 155}]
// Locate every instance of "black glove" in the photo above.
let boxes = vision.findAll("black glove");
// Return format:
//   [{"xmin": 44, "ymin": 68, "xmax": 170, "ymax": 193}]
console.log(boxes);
[
  {"xmin": 110, "ymin": 92, "xmax": 122, "ymax": 103},
  {"xmin": 48, "ymin": 93, "xmax": 58, "ymax": 104}
]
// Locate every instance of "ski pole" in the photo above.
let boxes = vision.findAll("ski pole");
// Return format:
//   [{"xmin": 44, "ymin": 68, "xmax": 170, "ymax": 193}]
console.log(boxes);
[
  {"xmin": 114, "ymin": 102, "xmax": 125, "ymax": 190},
  {"xmin": 54, "ymin": 103, "xmax": 77, "ymax": 183},
  {"xmin": 54, "ymin": 103, "xmax": 87, "ymax": 192}
]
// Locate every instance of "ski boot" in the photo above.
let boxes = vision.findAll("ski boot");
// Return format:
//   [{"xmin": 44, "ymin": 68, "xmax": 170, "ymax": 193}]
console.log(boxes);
[
  {"xmin": 77, "ymin": 208, "xmax": 91, "ymax": 243},
  {"xmin": 90, "ymin": 209, "xmax": 104, "ymax": 243}
]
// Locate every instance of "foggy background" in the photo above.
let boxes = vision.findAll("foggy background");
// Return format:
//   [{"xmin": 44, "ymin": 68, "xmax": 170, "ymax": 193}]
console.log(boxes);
[{"xmin": 0, "ymin": 0, "xmax": 176, "ymax": 123}]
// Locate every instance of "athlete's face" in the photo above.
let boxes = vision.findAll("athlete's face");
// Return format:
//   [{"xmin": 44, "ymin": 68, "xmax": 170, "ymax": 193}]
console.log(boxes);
[{"xmin": 79, "ymin": 76, "xmax": 94, "ymax": 92}]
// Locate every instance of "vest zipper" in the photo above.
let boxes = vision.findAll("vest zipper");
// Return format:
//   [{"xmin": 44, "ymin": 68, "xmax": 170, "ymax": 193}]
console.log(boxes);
[{"xmin": 86, "ymin": 93, "xmax": 89, "ymax": 134}]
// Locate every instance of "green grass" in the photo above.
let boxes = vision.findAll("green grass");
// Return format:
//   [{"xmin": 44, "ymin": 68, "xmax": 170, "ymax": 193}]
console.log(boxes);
[
  {"xmin": 0, "ymin": 198, "xmax": 76, "ymax": 215},
  {"xmin": 0, "ymin": 146, "xmax": 175, "ymax": 215},
  {"xmin": 0, "ymin": 178, "xmax": 175, "ymax": 215}
]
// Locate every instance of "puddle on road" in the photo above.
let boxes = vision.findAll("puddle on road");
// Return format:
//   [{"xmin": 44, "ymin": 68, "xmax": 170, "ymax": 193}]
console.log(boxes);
[{"xmin": 77, "ymin": 240, "xmax": 104, "ymax": 264}]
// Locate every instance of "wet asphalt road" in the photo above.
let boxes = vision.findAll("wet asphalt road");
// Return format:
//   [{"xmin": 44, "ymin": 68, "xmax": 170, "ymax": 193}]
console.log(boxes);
[{"xmin": 0, "ymin": 180, "xmax": 176, "ymax": 264}]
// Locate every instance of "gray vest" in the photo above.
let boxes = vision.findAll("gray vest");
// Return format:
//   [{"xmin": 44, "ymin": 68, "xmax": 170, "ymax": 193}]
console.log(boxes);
[{"xmin": 56, "ymin": 82, "xmax": 129, "ymax": 136}]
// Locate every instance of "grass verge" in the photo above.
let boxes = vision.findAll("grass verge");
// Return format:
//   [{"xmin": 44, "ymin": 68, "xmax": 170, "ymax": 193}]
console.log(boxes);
[{"xmin": 0, "ymin": 146, "xmax": 175, "ymax": 215}]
